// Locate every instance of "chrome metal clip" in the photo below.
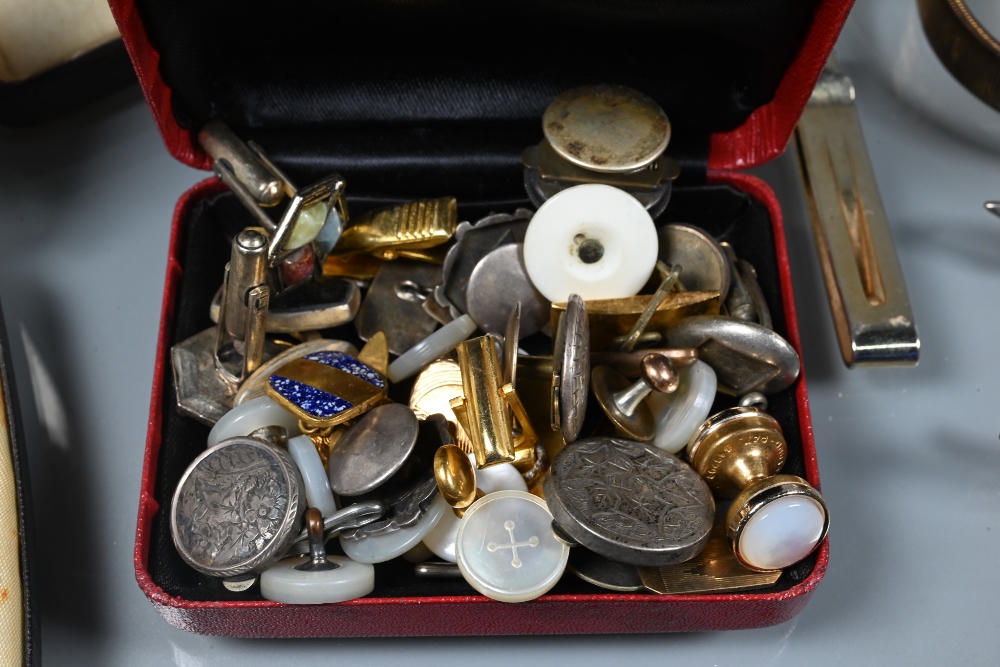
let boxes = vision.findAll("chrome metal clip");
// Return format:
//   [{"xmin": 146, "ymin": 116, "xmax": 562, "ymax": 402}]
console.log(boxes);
[{"xmin": 794, "ymin": 61, "xmax": 919, "ymax": 366}]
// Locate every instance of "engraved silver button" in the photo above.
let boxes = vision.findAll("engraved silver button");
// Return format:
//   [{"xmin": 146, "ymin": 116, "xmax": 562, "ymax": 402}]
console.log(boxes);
[
  {"xmin": 171, "ymin": 436, "xmax": 304, "ymax": 579},
  {"xmin": 552, "ymin": 293, "xmax": 590, "ymax": 443},
  {"xmin": 544, "ymin": 436, "xmax": 714, "ymax": 566}
]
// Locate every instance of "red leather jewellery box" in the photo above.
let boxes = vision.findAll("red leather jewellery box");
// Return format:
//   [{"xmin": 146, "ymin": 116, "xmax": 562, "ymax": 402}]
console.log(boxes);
[{"xmin": 114, "ymin": 0, "xmax": 853, "ymax": 637}]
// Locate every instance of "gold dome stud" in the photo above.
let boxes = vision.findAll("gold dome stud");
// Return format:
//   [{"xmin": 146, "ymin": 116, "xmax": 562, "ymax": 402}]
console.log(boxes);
[{"xmin": 687, "ymin": 407, "xmax": 830, "ymax": 571}]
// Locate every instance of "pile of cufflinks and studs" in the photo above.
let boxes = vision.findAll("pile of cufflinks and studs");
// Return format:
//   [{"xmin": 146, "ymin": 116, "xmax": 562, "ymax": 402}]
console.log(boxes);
[{"xmin": 169, "ymin": 84, "xmax": 829, "ymax": 605}]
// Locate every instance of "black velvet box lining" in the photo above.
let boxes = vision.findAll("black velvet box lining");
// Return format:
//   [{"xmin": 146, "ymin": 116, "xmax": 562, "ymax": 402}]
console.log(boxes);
[
  {"xmin": 135, "ymin": 0, "xmax": 823, "ymax": 171},
  {"xmin": 148, "ymin": 181, "xmax": 816, "ymax": 602}
]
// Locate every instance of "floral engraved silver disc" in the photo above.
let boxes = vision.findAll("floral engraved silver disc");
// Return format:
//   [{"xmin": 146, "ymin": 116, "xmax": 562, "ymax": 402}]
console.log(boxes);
[
  {"xmin": 171, "ymin": 436, "xmax": 305, "ymax": 578},
  {"xmin": 543, "ymin": 436, "xmax": 714, "ymax": 566}
]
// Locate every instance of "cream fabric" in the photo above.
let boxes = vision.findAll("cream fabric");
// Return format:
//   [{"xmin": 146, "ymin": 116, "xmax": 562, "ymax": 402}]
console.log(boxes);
[
  {"xmin": 0, "ymin": 0, "xmax": 119, "ymax": 82},
  {"xmin": 0, "ymin": 380, "xmax": 23, "ymax": 666}
]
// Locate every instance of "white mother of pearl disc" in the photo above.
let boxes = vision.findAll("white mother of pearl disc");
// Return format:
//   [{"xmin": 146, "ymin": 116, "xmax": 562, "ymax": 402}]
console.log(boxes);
[
  {"xmin": 260, "ymin": 555, "xmax": 374, "ymax": 604},
  {"xmin": 387, "ymin": 314, "xmax": 477, "ymax": 383},
  {"xmin": 287, "ymin": 435, "xmax": 338, "ymax": 518},
  {"xmin": 422, "ymin": 456, "xmax": 528, "ymax": 563},
  {"xmin": 647, "ymin": 360, "xmax": 718, "ymax": 454},
  {"xmin": 207, "ymin": 395, "xmax": 301, "ymax": 448},
  {"xmin": 456, "ymin": 490, "xmax": 568, "ymax": 603},
  {"xmin": 339, "ymin": 494, "xmax": 449, "ymax": 564},
  {"xmin": 522, "ymin": 184, "xmax": 659, "ymax": 303},
  {"xmin": 738, "ymin": 495, "xmax": 826, "ymax": 571}
]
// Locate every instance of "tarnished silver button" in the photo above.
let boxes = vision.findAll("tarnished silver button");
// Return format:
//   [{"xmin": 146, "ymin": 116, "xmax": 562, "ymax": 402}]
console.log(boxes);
[
  {"xmin": 657, "ymin": 224, "xmax": 730, "ymax": 297},
  {"xmin": 465, "ymin": 243, "xmax": 549, "ymax": 338},
  {"xmin": 665, "ymin": 315, "xmax": 800, "ymax": 395},
  {"xmin": 170, "ymin": 436, "xmax": 304, "ymax": 579},
  {"xmin": 568, "ymin": 547, "xmax": 644, "ymax": 592},
  {"xmin": 544, "ymin": 436, "xmax": 714, "ymax": 566},
  {"xmin": 523, "ymin": 85, "xmax": 679, "ymax": 215},
  {"xmin": 327, "ymin": 403, "xmax": 420, "ymax": 497},
  {"xmin": 436, "ymin": 209, "xmax": 533, "ymax": 319},
  {"xmin": 543, "ymin": 84, "xmax": 671, "ymax": 173}
]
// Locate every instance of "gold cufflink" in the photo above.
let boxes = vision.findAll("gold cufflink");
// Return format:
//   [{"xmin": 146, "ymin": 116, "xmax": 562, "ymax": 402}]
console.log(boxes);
[
  {"xmin": 551, "ymin": 290, "xmax": 719, "ymax": 352},
  {"xmin": 333, "ymin": 198, "xmax": 457, "ymax": 261},
  {"xmin": 637, "ymin": 515, "xmax": 782, "ymax": 595},
  {"xmin": 450, "ymin": 336, "xmax": 538, "ymax": 469}
]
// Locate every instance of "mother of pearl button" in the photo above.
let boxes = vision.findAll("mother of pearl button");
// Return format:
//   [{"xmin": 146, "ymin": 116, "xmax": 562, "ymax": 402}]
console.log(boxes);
[
  {"xmin": 737, "ymin": 495, "xmax": 826, "ymax": 571},
  {"xmin": 646, "ymin": 360, "xmax": 718, "ymax": 454},
  {"xmin": 422, "ymin": 456, "xmax": 528, "ymax": 563},
  {"xmin": 207, "ymin": 395, "xmax": 301, "ymax": 449},
  {"xmin": 455, "ymin": 490, "xmax": 569, "ymax": 603},
  {"xmin": 339, "ymin": 494, "xmax": 449, "ymax": 564},
  {"xmin": 387, "ymin": 314, "xmax": 477, "ymax": 383},
  {"xmin": 287, "ymin": 435, "xmax": 338, "ymax": 518},
  {"xmin": 522, "ymin": 184, "xmax": 659, "ymax": 303},
  {"xmin": 260, "ymin": 555, "xmax": 374, "ymax": 604}
]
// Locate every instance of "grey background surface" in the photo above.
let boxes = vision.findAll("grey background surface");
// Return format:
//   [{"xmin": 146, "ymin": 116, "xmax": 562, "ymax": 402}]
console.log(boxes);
[{"xmin": 1, "ymin": 1, "xmax": 998, "ymax": 664}]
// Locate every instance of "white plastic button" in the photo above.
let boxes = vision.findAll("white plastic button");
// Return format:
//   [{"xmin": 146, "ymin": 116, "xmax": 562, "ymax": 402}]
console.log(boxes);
[
  {"xmin": 259, "ymin": 555, "xmax": 374, "ymax": 604},
  {"xmin": 387, "ymin": 314, "xmax": 477, "ymax": 383},
  {"xmin": 422, "ymin": 456, "xmax": 528, "ymax": 563},
  {"xmin": 647, "ymin": 360, "xmax": 718, "ymax": 454},
  {"xmin": 455, "ymin": 490, "xmax": 569, "ymax": 602},
  {"xmin": 523, "ymin": 184, "xmax": 659, "ymax": 303},
  {"xmin": 287, "ymin": 435, "xmax": 338, "ymax": 518},
  {"xmin": 339, "ymin": 494, "xmax": 449, "ymax": 564},
  {"xmin": 738, "ymin": 495, "xmax": 826, "ymax": 571},
  {"xmin": 207, "ymin": 395, "xmax": 301, "ymax": 448}
]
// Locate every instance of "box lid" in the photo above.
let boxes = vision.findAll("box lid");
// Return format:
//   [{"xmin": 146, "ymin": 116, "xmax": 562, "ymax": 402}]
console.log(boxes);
[{"xmin": 108, "ymin": 0, "xmax": 853, "ymax": 191}]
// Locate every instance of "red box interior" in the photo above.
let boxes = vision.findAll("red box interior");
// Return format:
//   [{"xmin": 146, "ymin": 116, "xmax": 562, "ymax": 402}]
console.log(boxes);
[{"xmin": 114, "ymin": 0, "xmax": 850, "ymax": 636}]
